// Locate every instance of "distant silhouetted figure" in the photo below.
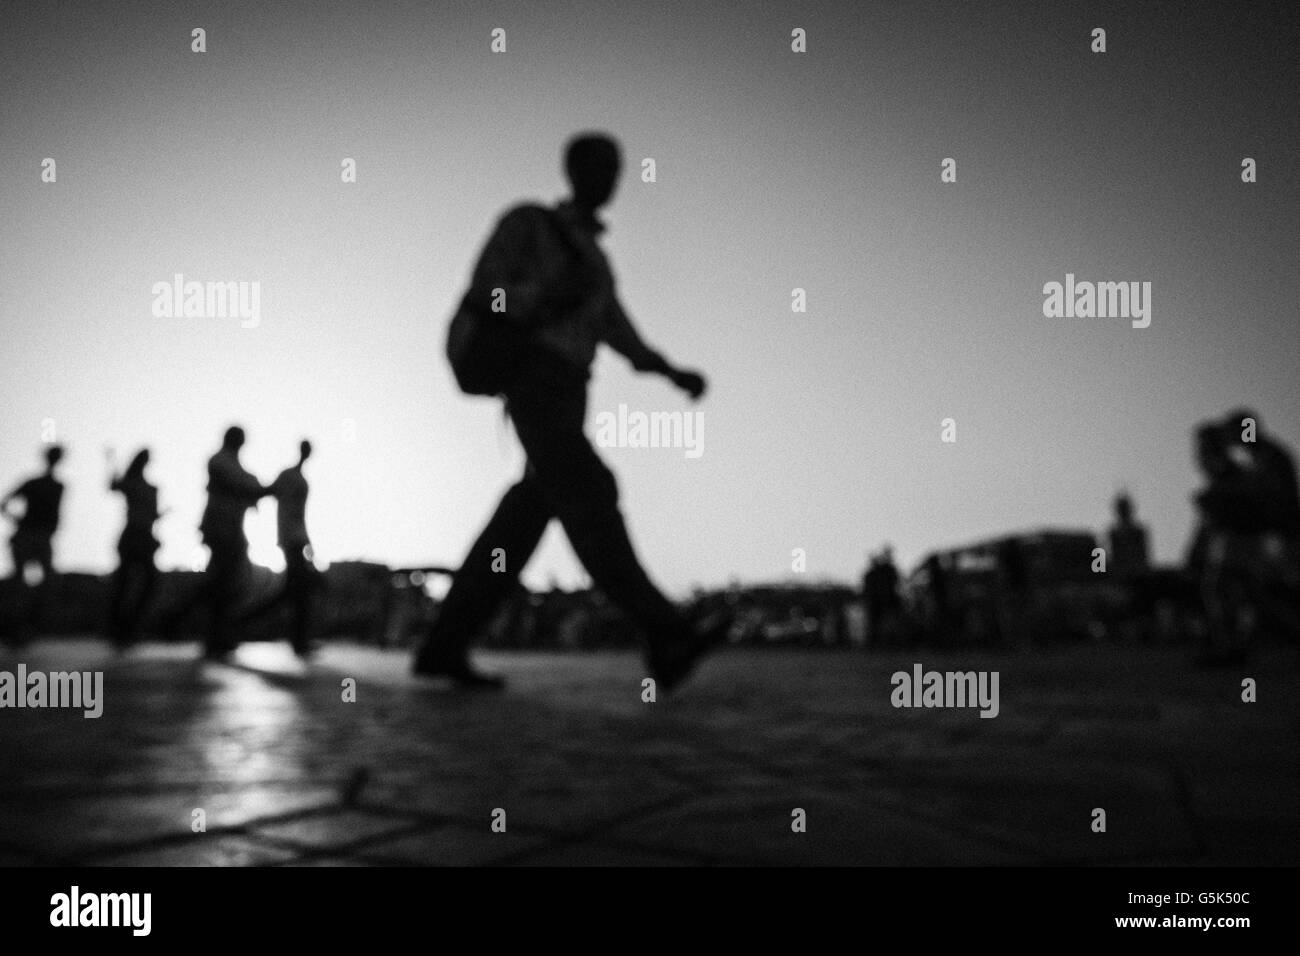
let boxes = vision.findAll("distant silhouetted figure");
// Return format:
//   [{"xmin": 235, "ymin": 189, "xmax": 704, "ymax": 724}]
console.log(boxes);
[
  {"xmin": 2, "ymin": 445, "xmax": 65, "ymax": 639},
  {"xmin": 1223, "ymin": 408, "xmax": 1300, "ymax": 537},
  {"xmin": 1191, "ymin": 423, "xmax": 1257, "ymax": 536},
  {"xmin": 1108, "ymin": 491, "xmax": 1150, "ymax": 577},
  {"xmin": 238, "ymin": 440, "xmax": 320, "ymax": 657},
  {"xmin": 163, "ymin": 426, "xmax": 268, "ymax": 659},
  {"xmin": 921, "ymin": 553, "xmax": 954, "ymax": 644},
  {"xmin": 415, "ymin": 132, "xmax": 724, "ymax": 690},
  {"xmin": 996, "ymin": 537, "xmax": 1030, "ymax": 648},
  {"xmin": 861, "ymin": 547, "xmax": 901, "ymax": 643},
  {"xmin": 106, "ymin": 448, "xmax": 161, "ymax": 648},
  {"xmin": 1190, "ymin": 421, "xmax": 1271, "ymax": 664},
  {"xmin": 1193, "ymin": 412, "xmax": 1300, "ymax": 660}
]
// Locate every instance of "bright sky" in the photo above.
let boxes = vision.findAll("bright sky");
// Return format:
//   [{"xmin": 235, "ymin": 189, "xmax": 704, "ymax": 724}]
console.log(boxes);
[{"xmin": 2, "ymin": 1, "xmax": 1297, "ymax": 595}]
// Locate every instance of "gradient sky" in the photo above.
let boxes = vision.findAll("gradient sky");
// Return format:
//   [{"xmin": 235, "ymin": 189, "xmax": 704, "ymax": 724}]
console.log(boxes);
[{"xmin": 2, "ymin": 0, "xmax": 1298, "ymax": 594}]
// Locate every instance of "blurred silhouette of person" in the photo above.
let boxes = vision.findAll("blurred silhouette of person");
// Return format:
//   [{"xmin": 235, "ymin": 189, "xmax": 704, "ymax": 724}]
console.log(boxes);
[
  {"xmin": 1187, "ymin": 424, "xmax": 1232, "ymax": 577},
  {"xmin": 237, "ymin": 440, "xmax": 320, "ymax": 658},
  {"xmin": 414, "ymin": 132, "xmax": 724, "ymax": 690},
  {"xmin": 163, "ymin": 426, "xmax": 269, "ymax": 659},
  {"xmin": 106, "ymin": 448, "xmax": 161, "ymax": 648},
  {"xmin": 1217, "ymin": 410, "xmax": 1300, "ymax": 644},
  {"xmin": 921, "ymin": 553, "xmax": 954, "ymax": 645},
  {"xmin": 1223, "ymin": 408, "xmax": 1300, "ymax": 537},
  {"xmin": 861, "ymin": 547, "xmax": 901, "ymax": 644},
  {"xmin": 1106, "ymin": 490, "xmax": 1155, "ymax": 642},
  {"xmin": 1108, "ymin": 491, "xmax": 1150, "ymax": 577},
  {"xmin": 996, "ymin": 537, "xmax": 1030, "ymax": 648},
  {"xmin": 1189, "ymin": 421, "xmax": 1273, "ymax": 664},
  {"xmin": 2, "ymin": 445, "xmax": 65, "ymax": 639}
]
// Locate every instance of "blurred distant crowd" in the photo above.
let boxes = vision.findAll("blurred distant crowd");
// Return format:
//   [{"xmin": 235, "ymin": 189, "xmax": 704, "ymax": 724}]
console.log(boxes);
[{"xmin": 4, "ymin": 409, "xmax": 1296, "ymax": 663}]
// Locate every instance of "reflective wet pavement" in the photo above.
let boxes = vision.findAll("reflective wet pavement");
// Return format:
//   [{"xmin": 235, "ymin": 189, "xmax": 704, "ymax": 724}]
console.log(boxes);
[{"xmin": 1, "ymin": 639, "xmax": 1296, "ymax": 865}]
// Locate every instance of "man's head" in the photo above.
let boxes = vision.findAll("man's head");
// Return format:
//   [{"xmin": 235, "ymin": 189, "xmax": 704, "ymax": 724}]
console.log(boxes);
[
  {"xmin": 222, "ymin": 426, "xmax": 246, "ymax": 452},
  {"xmin": 44, "ymin": 445, "xmax": 65, "ymax": 471},
  {"xmin": 299, "ymin": 439, "xmax": 313, "ymax": 464},
  {"xmin": 564, "ymin": 132, "xmax": 622, "ymax": 210},
  {"xmin": 1224, "ymin": 407, "xmax": 1261, "ymax": 434},
  {"xmin": 1195, "ymin": 422, "xmax": 1231, "ymax": 476}
]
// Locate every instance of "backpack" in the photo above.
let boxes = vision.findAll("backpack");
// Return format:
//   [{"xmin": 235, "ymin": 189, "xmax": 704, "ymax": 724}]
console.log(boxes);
[{"xmin": 446, "ymin": 207, "xmax": 582, "ymax": 397}]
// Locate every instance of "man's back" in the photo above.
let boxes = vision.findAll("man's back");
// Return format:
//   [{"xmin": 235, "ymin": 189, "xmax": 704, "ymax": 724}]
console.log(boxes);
[
  {"xmin": 471, "ymin": 200, "xmax": 660, "ymax": 375},
  {"xmin": 200, "ymin": 449, "xmax": 262, "ymax": 543},
  {"xmin": 272, "ymin": 466, "xmax": 309, "ymax": 548},
  {"xmin": 13, "ymin": 476, "xmax": 63, "ymax": 535},
  {"xmin": 112, "ymin": 475, "xmax": 159, "ymax": 531}
]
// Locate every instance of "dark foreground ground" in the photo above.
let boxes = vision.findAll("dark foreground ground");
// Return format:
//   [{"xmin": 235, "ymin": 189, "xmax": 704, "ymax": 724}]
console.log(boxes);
[{"xmin": 0, "ymin": 638, "xmax": 1296, "ymax": 866}]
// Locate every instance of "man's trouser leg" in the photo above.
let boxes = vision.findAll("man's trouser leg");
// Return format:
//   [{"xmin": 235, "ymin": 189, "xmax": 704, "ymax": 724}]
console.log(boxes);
[
  {"xmin": 284, "ymin": 549, "xmax": 316, "ymax": 652},
  {"xmin": 126, "ymin": 561, "xmax": 157, "ymax": 643},
  {"xmin": 205, "ymin": 543, "xmax": 245, "ymax": 653},
  {"xmin": 7, "ymin": 539, "xmax": 34, "ymax": 644},
  {"xmin": 419, "ymin": 476, "xmax": 551, "ymax": 664},
  {"xmin": 108, "ymin": 561, "xmax": 129, "ymax": 642},
  {"xmin": 11, "ymin": 535, "xmax": 53, "ymax": 633},
  {"xmin": 507, "ymin": 361, "xmax": 694, "ymax": 656}
]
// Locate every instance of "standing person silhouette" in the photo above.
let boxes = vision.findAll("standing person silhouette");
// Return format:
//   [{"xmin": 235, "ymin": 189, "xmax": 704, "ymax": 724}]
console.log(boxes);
[
  {"xmin": 106, "ymin": 447, "xmax": 161, "ymax": 648},
  {"xmin": 238, "ymin": 440, "xmax": 319, "ymax": 658},
  {"xmin": 2, "ymin": 445, "xmax": 66, "ymax": 641},
  {"xmin": 1223, "ymin": 409, "xmax": 1300, "ymax": 537},
  {"xmin": 862, "ymin": 546, "xmax": 901, "ymax": 644},
  {"xmin": 163, "ymin": 426, "xmax": 269, "ymax": 659},
  {"xmin": 415, "ymin": 132, "xmax": 724, "ymax": 690}
]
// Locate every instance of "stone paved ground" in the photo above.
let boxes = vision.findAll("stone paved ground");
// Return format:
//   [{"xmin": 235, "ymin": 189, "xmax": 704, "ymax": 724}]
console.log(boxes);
[{"xmin": 0, "ymin": 638, "xmax": 1296, "ymax": 866}]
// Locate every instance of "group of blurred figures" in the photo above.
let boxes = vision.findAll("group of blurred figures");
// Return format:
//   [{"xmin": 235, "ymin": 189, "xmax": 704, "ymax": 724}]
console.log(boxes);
[
  {"xmin": 848, "ymin": 409, "xmax": 1299, "ymax": 663},
  {"xmin": 1, "ymin": 426, "xmax": 320, "ymax": 659},
  {"xmin": 469, "ymin": 407, "xmax": 1299, "ymax": 663},
  {"xmin": 1186, "ymin": 409, "xmax": 1300, "ymax": 662},
  {"xmin": 3, "ymin": 409, "xmax": 1297, "ymax": 666}
]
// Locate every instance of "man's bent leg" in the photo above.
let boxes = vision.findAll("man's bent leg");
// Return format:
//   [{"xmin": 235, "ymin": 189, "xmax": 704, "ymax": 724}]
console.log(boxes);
[
  {"xmin": 414, "ymin": 475, "xmax": 551, "ymax": 675},
  {"xmin": 514, "ymin": 415, "xmax": 694, "ymax": 655},
  {"xmin": 205, "ymin": 544, "xmax": 246, "ymax": 656}
]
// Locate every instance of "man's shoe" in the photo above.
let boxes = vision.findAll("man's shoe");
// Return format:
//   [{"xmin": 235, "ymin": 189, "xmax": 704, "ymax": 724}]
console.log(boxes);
[
  {"xmin": 413, "ymin": 653, "xmax": 506, "ymax": 690},
  {"xmin": 203, "ymin": 640, "xmax": 237, "ymax": 662},
  {"xmin": 649, "ymin": 612, "xmax": 732, "ymax": 694}
]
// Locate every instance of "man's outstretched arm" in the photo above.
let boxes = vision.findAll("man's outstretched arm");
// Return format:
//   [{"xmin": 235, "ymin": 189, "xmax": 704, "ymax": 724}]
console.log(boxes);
[
  {"xmin": 604, "ymin": 297, "xmax": 707, "ymax": 400},
  {"xmin": 210, "ymin": 457, "xmax": 269, "ymax": 503}
]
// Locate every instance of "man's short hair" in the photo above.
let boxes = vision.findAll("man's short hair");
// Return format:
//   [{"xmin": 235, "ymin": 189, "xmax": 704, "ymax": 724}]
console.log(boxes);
[
  {"xmin": 223, "ymin": 425, "xmax": 246, "ymax": 449},
  {"xmin": 1224, "ymin": 408, "xmax": 1260, "ymax": 431}
]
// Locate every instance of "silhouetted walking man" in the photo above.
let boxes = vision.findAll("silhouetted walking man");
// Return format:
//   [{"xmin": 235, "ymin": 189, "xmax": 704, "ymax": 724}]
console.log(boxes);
[
  {"xmin": 238, "ymin": 440, "xmax": 319, "ymax": 657},
  {"xmin": 416, "ymin": 132, "xmax": 723, "ymax": 690},
  {"xmin": 165, "ymin": 426, "xmax": 268, "ymax": 659},
  {"xmin": 2, "ymin": 445, "xmax": 65, "ymax": 639},
  {"xmin": 107, "ymin": 448, "xmax": 161, "ymax": 648}
]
